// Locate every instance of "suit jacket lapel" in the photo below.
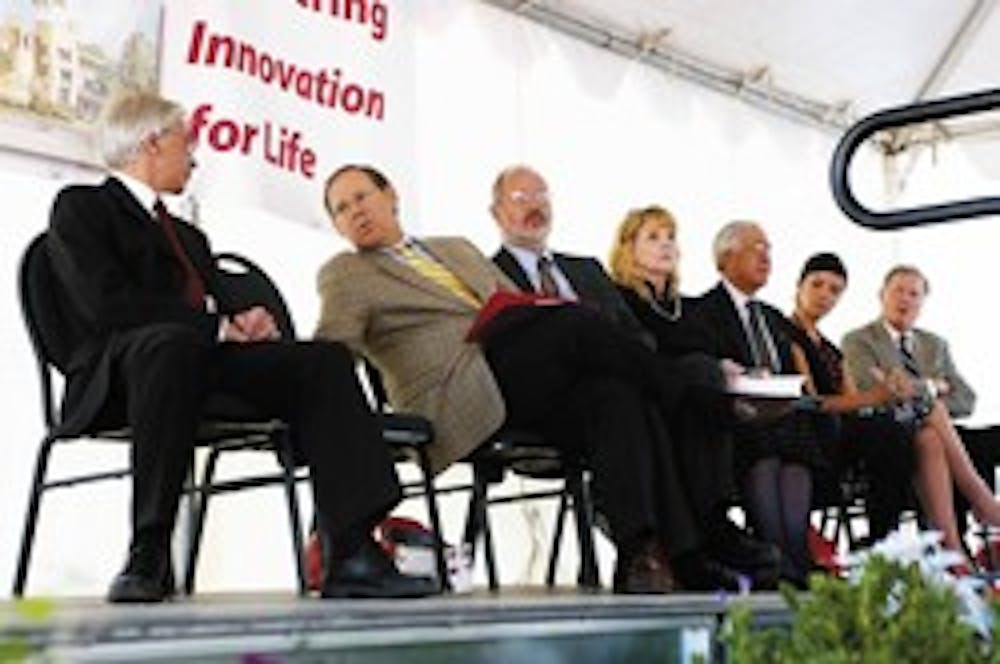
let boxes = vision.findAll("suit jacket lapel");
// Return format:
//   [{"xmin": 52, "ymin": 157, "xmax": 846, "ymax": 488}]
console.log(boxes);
[
  {"xmin": 367, "ymin": 250, "xmax": 441, "ymax": 302},
  {"xmin": 103, "ymin": 177, "xmax": 221, "ymax": 296},
  {"xmin": 429, "ymin": 239, "xmax": 496, "ymax": 303},
  {"xmin": 871, "ymin": 321, "xmax": 899, "ymax": 368},
  {"xmin": 495, "ymin": 247, "xmax": 533, "ymax": 292},
  {"xmin": 104, "ymin": 177, "xmax": 155, "ymax": 228},
  {"xmin": 712, "ymin": 283, "xmax": 755, "ymax": 364},
  {"xmin": 368, "ymin": 241, "xmax": 481, "ymax": 309},
  {"xmin": 553, "ymin": 254, "xmax": 584, "ymax": 291},
  {"xmin": 104, "ymin": 177, "xmax": 190, "ymax": 287}
]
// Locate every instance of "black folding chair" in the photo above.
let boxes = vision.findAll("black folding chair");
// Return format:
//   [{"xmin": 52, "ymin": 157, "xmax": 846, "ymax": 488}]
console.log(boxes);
[
  {"xmin": 462, "ymin": 430, "xmax": 600, "ymax": 591},
  {"xmin": 362, "ymin": 362, "xmax": 599, "ymax": 591},
  {"xmin": 181, "ymin": 252, "xmax": 308, "ymax": 595},
  {"xmin": 12, "ymin": 235, "xmax": 306, "ymax": 597},
  {"xmin": 188, "ymin": 254, "xmax": 449, "ymax": 593}
]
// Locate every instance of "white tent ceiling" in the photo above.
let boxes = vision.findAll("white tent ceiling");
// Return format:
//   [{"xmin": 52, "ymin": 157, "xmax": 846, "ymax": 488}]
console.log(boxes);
[{"xmin": 483, "ymin": 0, "xmax": 1000, "ymax": 144}]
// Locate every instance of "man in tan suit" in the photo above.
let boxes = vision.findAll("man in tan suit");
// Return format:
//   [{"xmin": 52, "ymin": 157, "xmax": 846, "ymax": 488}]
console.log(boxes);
[{"xmin": 315, "ymin": 164, "xmax": 743, "ymax": 593}]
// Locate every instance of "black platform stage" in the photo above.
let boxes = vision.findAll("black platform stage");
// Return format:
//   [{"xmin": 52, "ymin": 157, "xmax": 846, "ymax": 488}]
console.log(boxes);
[{"xmin": 1, "ymin": 589, "xmax": 790, "ymax": 662}]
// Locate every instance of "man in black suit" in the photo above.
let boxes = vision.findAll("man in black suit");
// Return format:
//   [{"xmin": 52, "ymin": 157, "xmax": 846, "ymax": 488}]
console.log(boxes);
[
  {"xmin": 489, "ymin": 165, "xmax": 778, "ymax": 588},
  {"xmin": 489, "ymin": 166, "xmax": 651, "ymax": 344},
  {"xmin": 694, "ymin": 221, "xmax": 822, "ymax": 586},
  {"xmin": 46, "ymin": 92, "xmax": 434, "ymax": 602}
]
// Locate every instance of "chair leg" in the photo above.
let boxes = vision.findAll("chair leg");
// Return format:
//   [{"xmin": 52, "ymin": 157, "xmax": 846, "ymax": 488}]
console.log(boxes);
[
  {"xmin": 481, "ymin": 500, "xmax": 499, "ymax": 592},
  {"xmin": 842, "ymin": 496, "xmax": 858, "ymax": 550},
  {"xmin": 545, "ymin": 491, "xmax": 570, "ymax": 588},
  {"xmin": 567, "ymin": 470, "xmax": 599, "ymax": 589},
  {"xmin": 276, "ymin": 437, "xmax": 307, "ymax": 596},
  {"xmin": 462, "ymin": 467, "xmax": 498, "ymax": 591},
  {"xmin": 12, "ymin": 436, "xmax": 55, "ymax": 596},
  {"xmin": 417, "ymin": 448, "xmax": 450, "ymax": 592},
  {"xmin": 818, "ymin": 505, "xmax": 832, "ymax": 538},
  {"xmin": 183, "ymin": 446, "xmax": 220, "ymax": 595}
]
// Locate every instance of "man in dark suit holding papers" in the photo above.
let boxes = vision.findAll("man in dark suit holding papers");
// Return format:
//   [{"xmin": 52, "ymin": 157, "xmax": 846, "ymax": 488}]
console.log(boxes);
[
  {"xmin": 694, "ymin": 221, "xmax": 824, "ymax": 587},
  {"xmin": 316, "ymin": 164, "xmax": 743, "ymax": 592}
]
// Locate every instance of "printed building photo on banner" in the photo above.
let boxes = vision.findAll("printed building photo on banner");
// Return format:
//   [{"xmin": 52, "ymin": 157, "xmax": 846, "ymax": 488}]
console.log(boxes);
[{"xmin": 0, "ymin": 0, "xmax": 163, "ymax": 165}]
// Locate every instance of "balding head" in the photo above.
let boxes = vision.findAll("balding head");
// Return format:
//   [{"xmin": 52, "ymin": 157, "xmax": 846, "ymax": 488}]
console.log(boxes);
[{"xmin": 490, "ymin": 165, "xmax": 552, "ymax": 252}]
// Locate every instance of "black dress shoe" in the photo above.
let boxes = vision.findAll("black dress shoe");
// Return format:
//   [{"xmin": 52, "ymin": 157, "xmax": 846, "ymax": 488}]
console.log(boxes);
[
  {"xmin": 706, "ymin": 519, "xmax": 781, "ymax": 571},
  {"xmin": 321, "ymin": 538, "xmax": 439, "ymax": 599},
  {"xmin": 107, "ymin": 545, "xmax": 175, "ymax": 604},
  {"xmin": 672, "ymin": 552, "xmax": 745, "ymax": 592},
  {"xmin": 778, "ymin": 558, "xmax": 810, "ymax": 591},
  {"xmin": 612, "ymin": 541, "xmax": 675, "ymax": 594}
]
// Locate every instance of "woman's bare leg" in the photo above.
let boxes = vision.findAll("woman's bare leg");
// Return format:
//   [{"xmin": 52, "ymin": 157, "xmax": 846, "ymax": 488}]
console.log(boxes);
[
  {"xmin": 923, "ymin": 402, "xmax": 1000, "ymax": 524},
  {"xmin": 911, "ymin": 423, "xmax": 964, "ymax": 551}
]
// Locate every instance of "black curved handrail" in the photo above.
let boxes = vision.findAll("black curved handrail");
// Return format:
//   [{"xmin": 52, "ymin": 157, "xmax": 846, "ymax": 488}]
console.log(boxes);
[{"xmin": 830, "ymin": 88, "xmax": 1000, "ymax": 230}]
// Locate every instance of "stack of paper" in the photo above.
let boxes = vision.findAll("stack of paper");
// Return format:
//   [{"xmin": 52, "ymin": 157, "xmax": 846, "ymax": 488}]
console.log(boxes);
[{"xmin": 727, "ymin": 374, "xmax": 805, "ymax": 398}]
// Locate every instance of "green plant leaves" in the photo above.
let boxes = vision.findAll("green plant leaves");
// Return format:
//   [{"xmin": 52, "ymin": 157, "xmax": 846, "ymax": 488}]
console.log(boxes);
[{"xmin": 721, "ymin": 557, "xmax": 989, "ymax": 663}]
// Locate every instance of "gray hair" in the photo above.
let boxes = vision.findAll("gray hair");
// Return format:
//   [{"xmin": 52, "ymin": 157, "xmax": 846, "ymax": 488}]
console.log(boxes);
[
  {"xmin": 712, "ymin": 220, "xmax": 759, "ymax": 270},
  {"xmin": 98, "ymin": 92, "xmax": 186, "ymax": 169}
]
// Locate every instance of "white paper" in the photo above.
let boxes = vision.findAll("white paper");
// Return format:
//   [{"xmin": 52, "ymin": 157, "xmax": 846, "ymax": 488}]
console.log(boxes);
[{"xmin": 727, "ymin": 374, "xmax": 804, "ymax": 398}]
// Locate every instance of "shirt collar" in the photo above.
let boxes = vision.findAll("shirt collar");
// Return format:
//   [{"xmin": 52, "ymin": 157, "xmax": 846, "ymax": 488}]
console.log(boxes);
[
  {"xmin": 504, "ymin": 243, "xmax": 553, "ymax": 267},
  {"xmin": 722, "ymin": 277, "xmax": 753, "ymax": 313},
  {"xmin": 111, "ymin": 170, "xmax": 158, "ymax": 215},
  {"xmin": 882, "ymin": 319, "xmax": 912, "ymax": 345}
]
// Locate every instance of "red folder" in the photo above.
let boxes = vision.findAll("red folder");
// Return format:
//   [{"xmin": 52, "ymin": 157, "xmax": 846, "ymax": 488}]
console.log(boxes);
[{"xmin": 465, "ymin": 290, "xmax": 570, "ymax": 343}]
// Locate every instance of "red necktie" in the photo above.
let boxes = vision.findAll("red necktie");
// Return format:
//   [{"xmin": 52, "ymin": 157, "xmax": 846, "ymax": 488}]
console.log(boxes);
[{"xmin": 153, "ymin": 199, "xmax": 205, "ymax": 309}]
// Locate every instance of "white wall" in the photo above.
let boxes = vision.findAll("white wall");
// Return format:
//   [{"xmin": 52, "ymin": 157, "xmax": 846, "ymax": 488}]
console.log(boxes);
[{"xmin": 2, "ymin": 0, "xmax": 993, "ymax": 598}]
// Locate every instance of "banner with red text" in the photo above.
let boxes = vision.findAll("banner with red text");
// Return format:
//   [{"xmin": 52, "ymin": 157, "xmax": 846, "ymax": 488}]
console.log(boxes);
[{"xmin": 161, "ymin": 0, "xmax": 414, "ymax": 228}]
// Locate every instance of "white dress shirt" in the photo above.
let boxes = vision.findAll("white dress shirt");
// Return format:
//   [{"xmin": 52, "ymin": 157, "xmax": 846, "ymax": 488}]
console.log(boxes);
[
  {"xmin": 502, "ymin": 244, "xmax": 578, "ymax": 300},
  {"xmin": 722, "ymin": 278, "xmax": 780, "ymax": 370}
]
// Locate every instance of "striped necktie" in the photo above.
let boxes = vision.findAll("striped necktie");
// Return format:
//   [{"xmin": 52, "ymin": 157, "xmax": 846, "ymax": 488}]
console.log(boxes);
[
  {"xmin": 396, "ymin": 243, "xmax": 481, "ymax": 308},
  {"xmin": 898, "ymin": 333, "xmax": 921, "ymax": 377},
  {"xmin": 537, "ymin": 255, "xmax": 560, "ymax": 297},
  {"xmin": 746, "ymin": 300, "xmax": 780, "ymax": 372}
]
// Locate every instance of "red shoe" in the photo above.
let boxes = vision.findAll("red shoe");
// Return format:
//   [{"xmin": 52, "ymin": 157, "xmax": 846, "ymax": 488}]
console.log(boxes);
[{"xmin": 807, "ymin": 526, "xmax": 842, "ymax": 576}]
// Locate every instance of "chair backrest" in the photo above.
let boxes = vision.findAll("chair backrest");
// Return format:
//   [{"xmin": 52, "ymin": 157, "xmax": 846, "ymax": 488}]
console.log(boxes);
[
  {"xmin": 18, "ymin": 232, "xmax": 79, "ymax": 428},
  {"xmin": 361, "ymin": 358, "xmax": 392, "ymax": 412},
  {"xmin": 214, "ymin": 253, "xmax": 296, "ymax": 340}
]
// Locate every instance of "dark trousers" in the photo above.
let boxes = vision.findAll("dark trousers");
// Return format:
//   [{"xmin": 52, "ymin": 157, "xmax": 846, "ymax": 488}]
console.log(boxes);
[
  {"xmin": 663, "ymin": 353, "xmax": 737, "ymax": 525},
  {"xmin": 834, "ymin": 413, "xmax": 914, "ymax": 539},
  {"xmin": 97, "ymin": 323, "xmax": 400, "ymax": 550},
  {"xmin": 483, "ymin": 306, "xmax": 699, "ymax": 556}
]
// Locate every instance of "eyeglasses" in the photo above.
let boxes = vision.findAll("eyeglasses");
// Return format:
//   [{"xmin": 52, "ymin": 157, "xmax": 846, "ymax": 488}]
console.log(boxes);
[
  {"xmin": 331, "ymin": 188, "xmax": 378, "ymax": 218},
  {"xmin": 506, "ymin": 189, "xmax": 549, "ymax": 205}
]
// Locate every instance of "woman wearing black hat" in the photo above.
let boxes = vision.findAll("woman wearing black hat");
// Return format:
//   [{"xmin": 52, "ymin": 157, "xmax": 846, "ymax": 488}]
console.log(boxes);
[{"xmin": 787, "ymin": 253, "xmax": 916, "ymax": 545}]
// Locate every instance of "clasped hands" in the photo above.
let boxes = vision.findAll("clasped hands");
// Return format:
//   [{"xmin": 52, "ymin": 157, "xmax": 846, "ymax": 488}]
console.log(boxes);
[
  {"xmin": 870, "ymin": 367, "xmax": 947, "ymax": 403},
  {"xmin": 222, "ymin": 305, "xmax": 281, "ymax": 342}
]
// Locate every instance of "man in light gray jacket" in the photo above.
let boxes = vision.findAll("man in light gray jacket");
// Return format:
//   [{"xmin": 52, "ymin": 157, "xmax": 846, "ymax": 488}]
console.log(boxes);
[
  {"xmin": 842, "ymin": 264, "xmax": 978, "ymax": 544},
  {"xmin": 842, "ymin": 264, "xmax": 974, "ymax": 419}
]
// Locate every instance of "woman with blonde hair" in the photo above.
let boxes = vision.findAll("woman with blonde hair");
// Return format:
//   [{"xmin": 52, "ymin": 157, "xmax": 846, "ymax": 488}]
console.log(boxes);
[
  {"xmin": 609, "ymin": 206, "xmax": 710, "ymax": 356},
  {"xmin": 609, "ymin": 205, "xmax": 786, "ymax": 588}
]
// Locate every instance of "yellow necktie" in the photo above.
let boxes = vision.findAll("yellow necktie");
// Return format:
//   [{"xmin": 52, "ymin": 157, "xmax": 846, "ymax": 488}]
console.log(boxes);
[{"xmin": 397, "ymin": 244, "xmax": 481, "ymax": 308}]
